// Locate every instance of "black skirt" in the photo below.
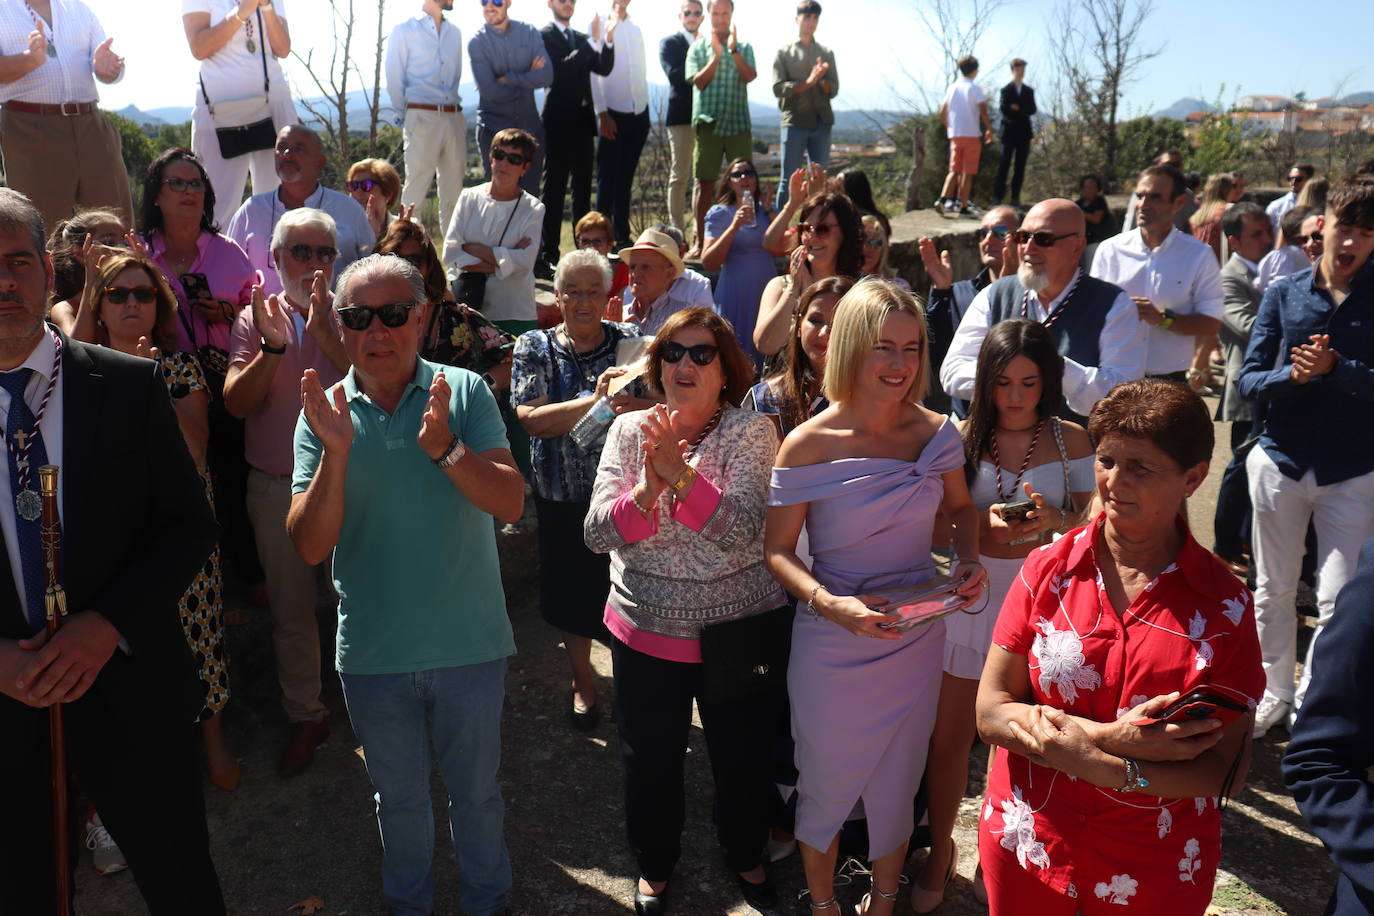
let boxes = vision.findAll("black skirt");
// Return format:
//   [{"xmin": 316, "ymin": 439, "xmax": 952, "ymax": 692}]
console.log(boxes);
[{"xmin": 535, "ymin": 494, "xmax": 612, "ymax": 640}]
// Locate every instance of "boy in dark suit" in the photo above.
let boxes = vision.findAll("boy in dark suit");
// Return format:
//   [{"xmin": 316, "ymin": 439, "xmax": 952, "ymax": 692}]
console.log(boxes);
[{"xmin": 993, "ymin": 58, "xmax": 1037, "ymax": 208}]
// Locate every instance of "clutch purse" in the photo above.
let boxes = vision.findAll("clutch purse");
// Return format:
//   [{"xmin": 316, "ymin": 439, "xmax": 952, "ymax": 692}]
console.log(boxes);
[{"xmin": 868, "ymin": 574, "xmax": 977, "ymax": 633}]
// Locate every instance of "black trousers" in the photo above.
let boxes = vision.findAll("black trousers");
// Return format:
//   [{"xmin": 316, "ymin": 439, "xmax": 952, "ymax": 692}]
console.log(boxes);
[
  {"xmin": 993, "ymin": 134, "xmax": 1031, "ymax": 202},
  {"xmin": 596, "ymin": 108, "xmax": 651, "ymax": 246},
  {"xmin": 611, "ymin": 636, "xmax": 772, "ymax": 883},
  {"xmin": 0, "ymin": 657, "xmax": 224, "ymax": 914},
  {"xmin": 1212, "ymin": 420, "xmax": 1253, "ymax": 560},
  {"xmin": 541, "ymin": 117, "xmax": 597, "ymax": 264}
]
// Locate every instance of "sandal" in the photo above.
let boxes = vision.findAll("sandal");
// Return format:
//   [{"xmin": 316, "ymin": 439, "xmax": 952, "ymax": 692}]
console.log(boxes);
[{"xmin": 855, "ymin": 887, "xmax": 899, "ymax": 915}]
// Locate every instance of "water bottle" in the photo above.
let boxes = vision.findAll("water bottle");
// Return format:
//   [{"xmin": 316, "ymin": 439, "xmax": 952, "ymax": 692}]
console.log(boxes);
[
  {"xmin": 741, "ymin": 189, "xmax": 753, "ymax": 212},
  {"xmin": 570, "ymin": 396, "xmax": 616, "ymax": 450}
]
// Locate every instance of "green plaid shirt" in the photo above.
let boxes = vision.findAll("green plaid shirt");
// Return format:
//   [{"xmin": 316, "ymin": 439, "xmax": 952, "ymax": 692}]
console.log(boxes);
[{"xmin": 685, "ymin": 38, "xmax": 754, "ymax": 137}]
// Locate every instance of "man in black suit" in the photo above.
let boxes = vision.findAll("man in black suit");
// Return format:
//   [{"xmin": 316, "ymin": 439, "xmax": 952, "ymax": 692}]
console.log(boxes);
[
  {"xmin": 0, "ymin": 188, "xmax": 223, "ymax": 913},
  {"xmin": 993, "ymin": 58, "xmax": 1036, "ymax": 208},
  {"xmin": 539, "ymin": 0, "xmax": 615, "ymax": 271}
]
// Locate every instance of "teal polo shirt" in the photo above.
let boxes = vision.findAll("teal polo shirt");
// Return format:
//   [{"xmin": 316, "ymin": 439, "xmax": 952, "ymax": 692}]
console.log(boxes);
[{"xmin": 292, "ymin": 358, "xmax": 516, "ymax": 675}]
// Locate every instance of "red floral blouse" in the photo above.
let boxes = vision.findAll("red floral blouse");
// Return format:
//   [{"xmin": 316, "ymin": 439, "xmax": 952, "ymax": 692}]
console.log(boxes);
[{"xmin": 980, "ymin": 514, "xmax": 1264, "ymax": 910}]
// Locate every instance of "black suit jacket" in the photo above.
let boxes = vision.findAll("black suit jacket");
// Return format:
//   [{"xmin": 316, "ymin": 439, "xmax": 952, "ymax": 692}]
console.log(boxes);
[
  {"xmin": 999, "ymin": 82, "xmax": 1037, "ymax": 141},
  {"xmin": 660, "ymin": 32, "xmax": 692, "ymax": 127},
  {"xmin": 1, "ymin": 335, "xmax": 217, "ymax": 729},
  {"xmin": 540, "ymin": 23, "xmax": 614, "ymax": 131}
]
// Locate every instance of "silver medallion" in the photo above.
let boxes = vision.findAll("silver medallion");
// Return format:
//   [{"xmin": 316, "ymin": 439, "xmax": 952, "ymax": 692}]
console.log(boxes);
[
  {"xmin": 46, "ymin": 40, "xmax": 57, "ymax": 58},
  {"xmin": 16, "ymin": 489, "xmax": 41, "ymax": 523},
  {"xmin": 245, "ymin": 38, "xmax": 256, "ymax": 53}
]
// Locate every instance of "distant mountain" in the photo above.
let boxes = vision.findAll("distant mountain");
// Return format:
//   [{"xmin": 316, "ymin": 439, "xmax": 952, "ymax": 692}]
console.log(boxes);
[
  {"xmin": 1338, "ymin": 91, "xmax": 1374, "ymax": 106},
  {"xmin": 146, "ymin": 105, "xmax": 194, "ymax": 124},
  {"xmin": 1153, "ymin": 98, "xmax": 1217, "ymax": 121},
  {"xmin": 114, "ymin": 105, "xmax": 167, "ymax": 127}
]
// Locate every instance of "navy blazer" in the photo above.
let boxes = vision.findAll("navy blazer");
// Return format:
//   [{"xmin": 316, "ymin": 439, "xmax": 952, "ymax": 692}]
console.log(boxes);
[
  {"xmin": 540, "ymin": 22, "xmax": 614, "ymax": 130},
  {"xmin": 660, "ymin": 32, "xmax": 693, "ymax": 127},
  {"xmin": 998, "ymin": 81, "xmax": 1036, "ymax": 141},
  {"xmin": 1284, "ymin": 534, "xmax": 1374, "ymax": 915}
]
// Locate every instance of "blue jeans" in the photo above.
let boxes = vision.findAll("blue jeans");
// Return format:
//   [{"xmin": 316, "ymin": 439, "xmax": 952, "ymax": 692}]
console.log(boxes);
[
  {"xmin": 340, "ymin": 659, "xmax": 511, "ymax": 916},
  {"xmin": 775, "ymin": 123, "xmax": 833, "ymax": 210}
]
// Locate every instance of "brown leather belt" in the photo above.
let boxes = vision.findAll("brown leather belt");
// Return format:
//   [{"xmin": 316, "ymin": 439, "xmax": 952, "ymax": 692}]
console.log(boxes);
[
  {"xmin": 406, "ymin": 103, "xmax": 462, "ymax": 113},
  {"xmin": 4, "ymin": 100, "xmax": 96, "ymax": 116}
]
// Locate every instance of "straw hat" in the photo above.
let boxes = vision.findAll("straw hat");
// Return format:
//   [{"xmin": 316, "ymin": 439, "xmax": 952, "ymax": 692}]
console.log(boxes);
[{"xmin": 617, "ymin": 229, "xmax": 685, "ymax": 278}]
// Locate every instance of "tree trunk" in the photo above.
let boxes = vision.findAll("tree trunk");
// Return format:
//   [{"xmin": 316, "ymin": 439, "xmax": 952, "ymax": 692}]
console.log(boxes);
[{"xmin": 905, "ymin": 121, "xmax": 925, "ymax": 211}]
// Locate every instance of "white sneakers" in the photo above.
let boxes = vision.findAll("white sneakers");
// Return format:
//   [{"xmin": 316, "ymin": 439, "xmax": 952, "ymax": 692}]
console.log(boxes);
[
  {"xmin": 1253, "ymin": 695, "xmax": 1292, "ymax": 739},
  {"xmin": 85, "ymin": 812, "xmax": 128, "ymax": 876}
]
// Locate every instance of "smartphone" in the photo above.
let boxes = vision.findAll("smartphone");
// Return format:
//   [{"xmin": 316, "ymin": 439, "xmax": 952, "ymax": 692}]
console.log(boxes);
[
  {"xmin": 1130, "ymin": 688, "xmax": 1249, "ymax": 728},
  {"xmin": 999, "ymin": 499, "xmax": 1036, "ymax": 522},
  {"xmin": 180, "ymin": 272, "xmax": 213, "ymax": 303}
]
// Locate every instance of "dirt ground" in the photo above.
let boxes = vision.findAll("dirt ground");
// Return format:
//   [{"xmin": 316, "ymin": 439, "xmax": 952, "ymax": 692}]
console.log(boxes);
[{"xmin": 74, "ymin": 407, "xmax": 1337, "ymax": 916}]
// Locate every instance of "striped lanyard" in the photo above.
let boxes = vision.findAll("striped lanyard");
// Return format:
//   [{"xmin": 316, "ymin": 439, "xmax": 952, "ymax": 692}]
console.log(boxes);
[{"xmin": 1020, "ymin": 270, "xmax": 1084, "ymax": 331}]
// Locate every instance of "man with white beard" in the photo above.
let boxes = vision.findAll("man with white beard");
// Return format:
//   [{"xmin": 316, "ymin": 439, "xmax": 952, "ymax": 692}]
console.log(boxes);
[
  {"xmin": 223, "ymin": 207, "xmax": 351, "ymax": 775},
  {"xmin": 940, "ymin": 198, "xmax": 1146, "ymax": 422}
]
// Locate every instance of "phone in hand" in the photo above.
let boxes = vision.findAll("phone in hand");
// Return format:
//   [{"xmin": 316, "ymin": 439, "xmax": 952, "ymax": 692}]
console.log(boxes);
[
  {"xmin": 999, "ymin": 498, "xmax": 1036, "ymax": 522},
  {"xmin": 1130, "ymin": 688, "xmax": 1249, "ymax": 729},
  {"xmin": 180, "ymin": 272, "xmax": 213, "ymax": 303}
]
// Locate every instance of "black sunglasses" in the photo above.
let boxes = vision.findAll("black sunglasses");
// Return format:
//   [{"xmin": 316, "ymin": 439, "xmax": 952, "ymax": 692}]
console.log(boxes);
[
  {"xmin": 289, "ymin": 244, "xmax": 338, "ymax": 264},
  {"xmin": 1296, "ymin": 230, "xmax": 1323, "ymax": 245},
  {"xmin": 347, "ymin": 179, "xmax": 378, "ymax": 192},
  {"xmin": 1013, "ymin": 230, "xmax": 1080, "ymax": 248},
  {"xmin": 975, "ymin": 225, "xmax": 1012, "ymax": 240},
  {"xmin": 797, "ymin": 222, "xmax": 836, "ymax": 237},
  {"xmin": 336, "ymin": 302, "xmax": 418, "ymax": 331},
  {"xmin": 729, "ymin": 169, "xmax": 756, "ymax": 179},
  {"xmin": 163, "ymin": 177, "xmax": 206, "ymax": 194},
  {"xmin": 491, "ymin": 148, "xmax": 527, "ymax": 166},
  {"xmin": 104, "ymin": 286, "xmax": 157, "ymax": 304},
  {"xmin": 661, "ymin": 341, "xmax": 718, "ymax": 366}
]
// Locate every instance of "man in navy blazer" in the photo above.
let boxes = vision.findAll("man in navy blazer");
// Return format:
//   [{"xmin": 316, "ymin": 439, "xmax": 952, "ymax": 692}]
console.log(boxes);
[
  {"xmin": 1285, "ymin": 534, "xmax": 1374, "ymax": 914},
  {"xmin": 993, "ymin": 58, "xmax": 1036, "ymax": 208},
  {"xmin": 0, "ymin": 188, "xmax": 223, "ymax": 913}
]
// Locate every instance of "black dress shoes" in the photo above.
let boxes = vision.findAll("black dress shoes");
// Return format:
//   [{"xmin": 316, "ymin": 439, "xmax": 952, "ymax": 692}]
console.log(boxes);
[
  {"xmin": 735, "ymin": 871, "xmax": 778, "ymax": 909},
  {"xmin": 634, "ymin": 886, "xmax": 666, "ymax": 915}
]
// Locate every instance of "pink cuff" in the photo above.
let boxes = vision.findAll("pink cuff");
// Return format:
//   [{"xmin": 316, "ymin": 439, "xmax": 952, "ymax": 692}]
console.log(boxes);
[
  {"xmin": 611, "ymin": 490, "xmax": 658, "ymax": 543},
  {"xmin": 668, "ymin": 473, "xmax": 721, "ymax": 531}
]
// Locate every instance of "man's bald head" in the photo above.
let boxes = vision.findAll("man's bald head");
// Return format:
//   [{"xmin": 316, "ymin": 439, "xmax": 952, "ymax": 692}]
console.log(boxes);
[{"xmin": 1017, "ymin": 198, "xmax": 1086, "ymax": 296}]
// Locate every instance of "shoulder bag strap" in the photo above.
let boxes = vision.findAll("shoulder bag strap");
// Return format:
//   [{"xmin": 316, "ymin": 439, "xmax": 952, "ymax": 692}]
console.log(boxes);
[
  {"xmin": 495, "ymin": 196, "xmax": 522, "ymax": 248},
  {"xmin": 1052, "ymin": 416, "xmax": 1073, "ymax": 513},
  {"xmin": 257, "ymin": 8, "xmax": 270, "ymax": 94}
]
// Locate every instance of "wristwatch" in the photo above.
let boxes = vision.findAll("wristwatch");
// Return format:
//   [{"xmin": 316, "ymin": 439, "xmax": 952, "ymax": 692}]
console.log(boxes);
[
  {"xmin": 434, "ymin": 435, "xmax": 467, "ymax": 469},
  {"xmin": 1159, "ymin": 308, "xmax": 1177, "ymax": 331},
  {"xmin": 260, "ymin": 337, "xmax": 286, "ymax": 354},
  {"xmin": 670, "ymin": 464, "xmax": 697, "ymax": 494}
]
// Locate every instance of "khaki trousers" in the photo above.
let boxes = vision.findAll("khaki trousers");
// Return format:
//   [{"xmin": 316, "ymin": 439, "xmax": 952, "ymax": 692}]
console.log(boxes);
[
  {"xmin": 0, "ymin": 105, "xmax": 132, "ymax": 230},
  {"xmin": 666, "ymin": 123, "xmax": 695, "ymax": 234}
]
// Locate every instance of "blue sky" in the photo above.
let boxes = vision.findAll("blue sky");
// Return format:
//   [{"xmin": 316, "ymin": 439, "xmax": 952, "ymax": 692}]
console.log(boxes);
[{"xmin": 95, "ymin": 0, "xmax": 1371, "ymax": 116}]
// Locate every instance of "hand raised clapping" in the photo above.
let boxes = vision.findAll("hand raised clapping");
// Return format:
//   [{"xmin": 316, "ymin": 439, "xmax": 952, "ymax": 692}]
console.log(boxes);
[
  {"xmin": 251, "ymin": 284, "xmax": 291, "ymax": 350},
  {"xmin": 418, "ymin": 372, "xmax": 455, "ymax": 460},
  {"xmin": 301, "ymin": 368, "xmax": 353, "ymax": 455}
]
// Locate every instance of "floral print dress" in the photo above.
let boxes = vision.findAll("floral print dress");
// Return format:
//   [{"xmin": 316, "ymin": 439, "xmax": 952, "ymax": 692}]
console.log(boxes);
[{"xmin": 980, "ymin": 514, "xmax": 1263, "ymax": 911}]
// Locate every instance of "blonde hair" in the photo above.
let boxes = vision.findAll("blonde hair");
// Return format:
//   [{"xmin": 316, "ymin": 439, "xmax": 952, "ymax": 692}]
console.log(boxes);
[
  {"xmin": 1190, "ymin": 172, "xmax": 1234, "ymax": 228},
  {"xmin": 861, "ymin": 213, "xmax": 892, "ymax": 278},
  {"xmin": 822, "ymin": 277, "xmax": 928, "ymax": 405}
]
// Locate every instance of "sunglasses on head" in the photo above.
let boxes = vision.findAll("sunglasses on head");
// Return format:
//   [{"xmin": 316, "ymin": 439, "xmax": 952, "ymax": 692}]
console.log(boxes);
[
  {"xmin": 661, "ymin": 341, "xmax": 718, "ymax": 366},
  {"xmin": 1296, "ymin": 230, "xmax": 1323, "ymax": 245},
  {"xmin": 491, "ymin": 148, "xmax": 527, "ymax": 166},
  {"xmin": 797, "ymin": 222, "xmax": 836, "ymax": 237},
  {"xmin": 730, "ymin": 169, "xmax": 756, "ymax": 179},
  {"xmin": 335, "ymin": 302, "xmax": 418, "ymax": 331},
  {"xmin": 347, "ymin": 179, "xmax": 378, "ymax": 193},
  {"xmin": 163, "ymin": 177, "xmax": 206, "ymax": 194},
  {"xmin": 975, "ymin": 225, "xmax": 1012, "ymax": 240},
  {"xmin": 104, "ymin": 286, "xmax": 157, "ymax": 304},
  {"xmin": 1013, "ymin": 230, "xmax": 1079, "ymax": 248},
  {"xmin": 288, "ymin": 244, "xmax": 338, "ymax": 264}
]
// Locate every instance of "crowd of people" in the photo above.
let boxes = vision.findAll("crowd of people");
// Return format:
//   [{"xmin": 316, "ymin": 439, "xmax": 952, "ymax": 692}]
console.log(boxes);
[{"xmin": 4, "ymin": 1, "xmax": 1374, "ymax": 915}]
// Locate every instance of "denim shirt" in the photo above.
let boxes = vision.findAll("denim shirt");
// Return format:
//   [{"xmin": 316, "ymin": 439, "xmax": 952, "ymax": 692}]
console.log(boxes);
[{"xmin": 1237, "ymin": 262, "xmax": 1374, "ymax": 485}]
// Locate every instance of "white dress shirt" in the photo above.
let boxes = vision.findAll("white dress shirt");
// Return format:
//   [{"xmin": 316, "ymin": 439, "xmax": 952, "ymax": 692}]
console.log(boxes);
[
  {"xmin": 385, "ymin": 11, "xmax": 463, "ymax": 115},
  {"xmin": 0, "ymin": 0, "xmax": 120, "ymax": 104},
  {"xmin": 1256, "ymin": 245, "xmax": 1311, "ymax": 294},
  {"xmin": 1265, "ymin": 190, "xmax": 1297, "ymax": 235},
  {"xmin": 224, "ymin": 185, "xmax": 376, "ymax": 298},
  {"xmin": 591, "ymin": 15, "xmax": 647, "ymax": 115},
  {"xmin": 1089, "ymin": 226, "xmax": 1224, "ymax": 375},
  {"xmin": 443, "ymin": 184, "xmax": 546, "ymax": 323},
  {"xmin": 0, "ymin": 331, "xmax": 64, "ymax": 624},
  {"xmin": 940, "ymin": 269, "xmax": 1146, "ymax": 419}
]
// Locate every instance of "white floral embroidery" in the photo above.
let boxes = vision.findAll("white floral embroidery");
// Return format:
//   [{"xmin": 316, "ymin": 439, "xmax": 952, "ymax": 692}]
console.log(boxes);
[
  {"xmin": 1032, "ymin": 619, "xmax": 1102, "ymax": 703},
  {"xmin": 984, "ymin": 801, "xmax": 994, "ymax": 821},
  {"xmin": 1094, "ymin": 874, "xmax": 1139, "ymax": 904},
  {"xmin": 1143, "ymin": 562, "xmax": 1180, "ymax": 593},
  {"xmin": 1182, "ymin": 609, "xmax": 1217, "ymax": 670},
  {"xmin": 1156, "ymin": 806, "xmax": 1173, "ymax": 839},
  {"xmin": 1194, "ymin": 797, "xmax": 1207, "ymax": 816},
  {"xmin": 1048, "ymin": 572, "xmax": 1067, "ymax": 595},
  {"xmin": 1116, "ymin": 694, "xmax": 1151, "ymax": 718},
  {"xmin": 997, "ymin": 788, "xmax": 1052, "ymax": 871},
  {"xmin": 1067, "ymin": 882, "xmax": 1078, "ymax": 899},
  {"xmin": 1221, "ymin": 594, "xmax": 1246, "ymax": 625},
  {"xmin": 1178, "ymin": 838, "xmax": 1201, "ymax": 884}
]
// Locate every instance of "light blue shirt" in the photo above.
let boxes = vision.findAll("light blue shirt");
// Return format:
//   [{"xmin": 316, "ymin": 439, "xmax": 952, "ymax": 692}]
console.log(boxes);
[
  {"xmin": 468, "ymin": 20, "xmax": 553, "ymax": 129},
  {"xmin": 385, "ymin": 12, "xmax": 463, "ymax": 116},
  {"xmin": 224, "ymin": 185, "xmax": 376, "ymax": 298},
  {"xmin": 621, "ymin": 269, "xmax": 717, "ymax": 336},
  {"xmin": 1266, "ymin": 190, "xmax": 1297, "ymax": 235}
]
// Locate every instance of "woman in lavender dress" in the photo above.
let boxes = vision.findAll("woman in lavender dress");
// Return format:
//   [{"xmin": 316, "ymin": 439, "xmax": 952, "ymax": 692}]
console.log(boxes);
[{"xmin": 765, "ymin": 279, "xmax": 987, "ymax": 916}]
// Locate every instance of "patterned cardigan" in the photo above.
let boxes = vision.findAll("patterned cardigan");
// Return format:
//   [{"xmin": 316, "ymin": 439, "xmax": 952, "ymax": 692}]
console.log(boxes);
[{"xmin": 584, "ymin": 405, "xmax": 785, "ymax": 641}]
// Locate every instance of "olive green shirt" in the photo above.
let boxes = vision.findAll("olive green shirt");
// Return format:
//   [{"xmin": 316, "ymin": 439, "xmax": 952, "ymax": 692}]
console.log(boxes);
[{"xmin": 771, "ymin": 39, "xmax": 838, "ymax": 129}]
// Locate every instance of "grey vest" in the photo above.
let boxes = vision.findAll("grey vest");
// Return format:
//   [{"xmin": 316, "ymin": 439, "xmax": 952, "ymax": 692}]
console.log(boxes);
[{"xmin": 985, "ymin": 274, "xmax": 1124, "ymax": 423}]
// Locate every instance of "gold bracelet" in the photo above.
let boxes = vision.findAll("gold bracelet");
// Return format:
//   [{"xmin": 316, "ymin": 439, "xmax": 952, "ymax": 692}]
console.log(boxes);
[
  {"xmin": 670, "ymin": 464, "xmax": 697, "ymax": 494},
  {"xmin": 231, "ymin": 10, "xmax": 249, "ymax": 23}
]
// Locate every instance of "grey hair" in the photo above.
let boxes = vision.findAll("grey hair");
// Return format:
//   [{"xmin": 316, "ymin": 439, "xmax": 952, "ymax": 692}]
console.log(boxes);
[
  {"xmin": 335, "ymin": 253, "xmax": 427, "ymax": 310},
  {"xmin": 0, "ymin": 188, "xmax": 47, "ymax": 257},
  {"xmin": 650, "ymin": 224, "xmax": 686, "ymax": 248},
  {"xmin": 271, "ymin": 207, "xmax": 338, "ymax": 254},
  {"xmin": 554, "ymin": 248, "xmax": 613, "ymax": 294}
]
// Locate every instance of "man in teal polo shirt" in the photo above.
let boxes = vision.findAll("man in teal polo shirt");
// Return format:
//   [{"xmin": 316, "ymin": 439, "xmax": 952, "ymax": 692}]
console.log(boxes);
[{"xmin": 288, "ymin": 253, "xmax": 525, "ymax": 916}]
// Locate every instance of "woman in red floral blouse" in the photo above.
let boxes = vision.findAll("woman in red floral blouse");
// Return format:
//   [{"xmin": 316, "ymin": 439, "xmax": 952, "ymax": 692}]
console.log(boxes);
[{"xmin": 976, "ymin": 379, "xmax": 1263, "ymax": 914}]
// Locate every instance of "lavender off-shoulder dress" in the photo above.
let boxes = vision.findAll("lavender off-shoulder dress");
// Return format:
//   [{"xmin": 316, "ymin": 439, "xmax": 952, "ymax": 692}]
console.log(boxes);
[{"xmin": 769, "ymin": 419, "xmax": 963, "ymax": 859}]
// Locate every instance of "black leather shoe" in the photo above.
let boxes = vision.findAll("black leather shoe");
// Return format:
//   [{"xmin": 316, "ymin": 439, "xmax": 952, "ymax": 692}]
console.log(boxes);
[
  {"xmin": 570, "ymin": 700, "xmax": 601, "ymax": 732},
  {"xmin": 735, "ymin": 871, "xmax": 777, "ymax": 909},
  {"xmin": 634, "ymin": 886, "xmax": 666, "ymax": 915}
]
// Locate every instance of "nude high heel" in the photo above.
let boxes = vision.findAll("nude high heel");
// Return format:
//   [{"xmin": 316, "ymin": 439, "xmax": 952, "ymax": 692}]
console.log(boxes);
[{"xmin": 911, "ymin": 838, "xmax": 958, "ymax": 914}]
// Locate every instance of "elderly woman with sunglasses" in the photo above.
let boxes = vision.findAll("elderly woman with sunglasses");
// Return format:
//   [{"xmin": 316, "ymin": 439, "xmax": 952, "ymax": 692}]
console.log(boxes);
[
  {"xmin": 701, "ymin": 158, "xmax": 776, "ymax": 367},
  {"xmin": 347, "ymin": 158, "xmax": 405, "ymax": 242},
  {"xmin": 585, "ymin": 307, "xmax": 790, "ymax": 914},
  {"xmin": 73, "ymin": 253, "xmax": 236, "ymax": 786}
]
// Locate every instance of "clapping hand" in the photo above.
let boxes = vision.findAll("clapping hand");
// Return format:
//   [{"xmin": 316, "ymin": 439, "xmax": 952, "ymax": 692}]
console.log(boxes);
[
  {"xmin": 306, "ymin": 270, "xmax": 334, "ymax": 333},
  {"xmin": 124, "ymin": 231, "xmax": 150, "ymax": 261},
  {"xmin": 999, "ymin": 233, "xmax": 1021, "ymax": 277},
  {"xmin": 806, "ymin": 58, "xmax": 829, "ymax": 87},
  {"xmin": 134, "ymin": 336, "xmax": 161, "ymax": 362},
  {"xmin": 1291, "ymin": 333, "xmax": 1335, "ymax": 384},
  {"xmin": 399, "ymin": 203, "xmax": 417, "ymax": 224},
  {"xmin": 301, "ymin": 368, "xmax": 353, "ymax": 455},
  {"xmin": 727, "ymin": 25, "xmax": 738, "ymax": 52},
  {"xmin": 589, "ymin": 13, "xmax": 602, "ymax": 42},
  {"xmin": 24, "ymin": 18, "xmax": 45, "ymax": 63},
  {"xmin": 417, "ymin": 372, "xmax": 454, "ymax": 460},
  {"xmin": 251, "ymin": 284, "xmax": 290, "ymax": 349},
  {"xmin": 639, "ymin": 404, "xmax": 689, "ymax": 484},
  {"xmin": 918, "ymin": 237, "xmax": 953, "ymax": 289},
  {"xmin": 93, "ymin": 37, "xmax": 124, "ymax": 82}
]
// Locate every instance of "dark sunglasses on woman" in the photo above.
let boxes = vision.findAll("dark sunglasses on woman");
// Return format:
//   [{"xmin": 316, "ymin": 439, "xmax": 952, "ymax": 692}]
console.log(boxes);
[
  {"xmin": 104, "ymin": 286, "xmax": 157, "ymax": 304},
  {"xmin": 730, "ymin": 169, "xmax": 756, "ymax": 180},
  {"xmin": 661, "ymin": 341, "xmax": 718, "ymax": 366},
  {"xmin": 347, "ymin": 179, "xmax": 378, "ymax": 192},
  {"xmin": 797, "ymin": 222, "xmax": 836, "ymax": 237},
  {"xmin": 491, "ymin": 148, "xmax": 527, "ymax": 166},
  {"xmin": 335, "ymin": 302, "xmax": 417, "ymax": 331}
]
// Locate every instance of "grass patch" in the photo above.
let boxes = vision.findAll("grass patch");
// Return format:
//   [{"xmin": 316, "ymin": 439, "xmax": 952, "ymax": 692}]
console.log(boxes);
[{"xmin": 1209, "ymin": 876, "xmax": 1287, "ymax": 914}]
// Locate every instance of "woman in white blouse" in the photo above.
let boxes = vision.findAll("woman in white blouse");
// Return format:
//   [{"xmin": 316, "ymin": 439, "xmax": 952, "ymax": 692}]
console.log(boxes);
[{"xmin": 183, "ymin": 0, "xmax": 297, "ymax": 226}]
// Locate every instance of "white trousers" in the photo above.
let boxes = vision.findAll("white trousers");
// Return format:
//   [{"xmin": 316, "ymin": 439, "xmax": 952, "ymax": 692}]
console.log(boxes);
[
  {"xmin": 401, "ymin": 108, "xmax": 469, "ymax": 234},
  {"xmin": 1246, "ymin": 446, "xmax": 1374, "ymax": 707},
  {"xmin": 191, "ymin": 87, "xmax": 299, "ymax": 228}
]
